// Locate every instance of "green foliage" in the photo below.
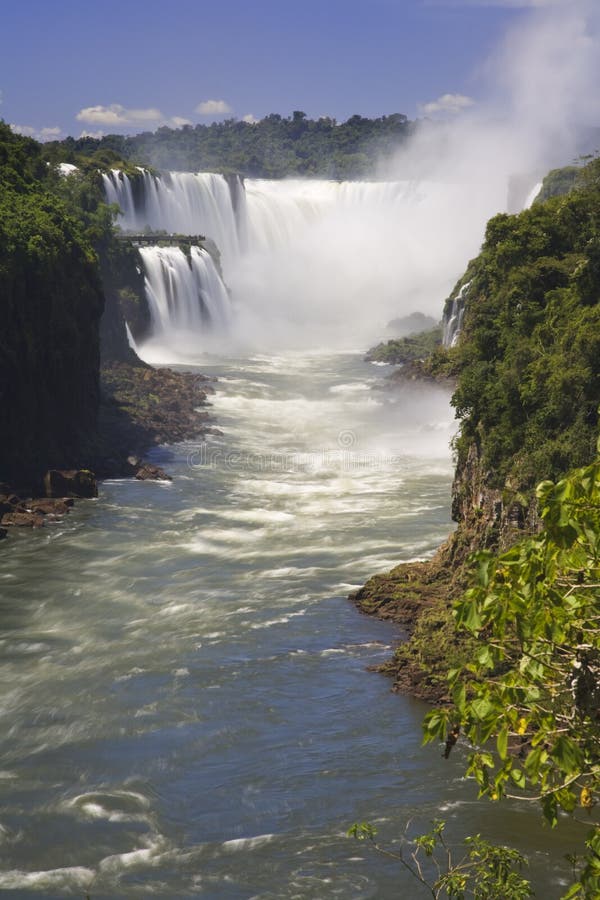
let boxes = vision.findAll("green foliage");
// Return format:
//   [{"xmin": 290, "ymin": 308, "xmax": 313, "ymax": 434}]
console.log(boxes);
[
  {"xmin": 49, "ymin": 111, "xmax": 415, "ymax": 179},
  {"xmin": 348, "ymin": 818, "xmax": 533, "ymax": 898},
  {"xmin": 424, "ymin": 458, "xmax": 600, "ymax": 898},
  {"xmin": 449, "ymin": 157, "xmax": 600, "ymax": 490},
  {"xmin": 0, "ymin": 120, "xmax": 144, "ymax": 483},
  {"xmin": 535, "ymin": 166, "xmax": 581, "ymax": 203},
  {"xmin": 392, "ymin": 604, "xmax": 478, "ymax": 694},
  {"xmin": 0, "ymin": 121, "xmax": 109, "ymax": 484},
  {"xmin": 366, "ymin": 326, "xmax": 443, "ymax": 364}
]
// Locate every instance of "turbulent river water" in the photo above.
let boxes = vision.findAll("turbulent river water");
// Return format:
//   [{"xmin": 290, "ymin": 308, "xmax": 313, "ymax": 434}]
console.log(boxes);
[{"xmin": 0, "ymin": 352, "xmax": 580, "ymax": 898}]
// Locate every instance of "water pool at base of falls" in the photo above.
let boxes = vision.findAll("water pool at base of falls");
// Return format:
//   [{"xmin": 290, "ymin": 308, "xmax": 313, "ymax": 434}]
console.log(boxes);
[{"xmin": 0, "ymin": 352, "xmax": 583, "ymax": 898}]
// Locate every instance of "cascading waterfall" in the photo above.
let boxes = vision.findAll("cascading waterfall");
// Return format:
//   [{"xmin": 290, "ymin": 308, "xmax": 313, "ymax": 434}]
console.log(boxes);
[
  {"xmin": 104, "ymin": 167, "xmax": 523, "ymax": 355},
  {"xmin": 442, "ymin": 280, "xmax": 471, "ymax": 347},
  {"xmin": 242, "ymin": 178, "xmax": 418, "ymax": 251},
  {"xmin": 525, "ymin": 181, "xmax": 543, "ymax": 208},
  {"xmin": 103, "ymin": 170, "xmax": 243, "ymax": 264},
  {"xmin": 139, "ymin": 245, "xmax": 231, "ymax": 341}
]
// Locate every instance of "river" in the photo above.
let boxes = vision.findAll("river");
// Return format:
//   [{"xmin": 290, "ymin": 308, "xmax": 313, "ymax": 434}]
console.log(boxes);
[{"xmin": 0, "ymin": 351, "xmax": 580, "ymax": 897}]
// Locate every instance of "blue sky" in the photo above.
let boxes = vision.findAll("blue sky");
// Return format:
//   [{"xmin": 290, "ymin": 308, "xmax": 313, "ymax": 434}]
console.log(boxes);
[{"xmin": 0, "ymin": 0, "xmax": 570, "ymax": 140}]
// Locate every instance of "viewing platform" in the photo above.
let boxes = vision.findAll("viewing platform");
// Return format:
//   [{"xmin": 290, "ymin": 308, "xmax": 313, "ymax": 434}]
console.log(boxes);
[{"xmin": 115, "ymin": 233, "xmax": 207, "ymax": 247}]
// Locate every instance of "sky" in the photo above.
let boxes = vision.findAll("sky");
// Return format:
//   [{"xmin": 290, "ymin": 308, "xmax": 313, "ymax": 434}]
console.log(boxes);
[{"xmin": 0, "ymin": 0, "xmax": 564, "ymax": 141}]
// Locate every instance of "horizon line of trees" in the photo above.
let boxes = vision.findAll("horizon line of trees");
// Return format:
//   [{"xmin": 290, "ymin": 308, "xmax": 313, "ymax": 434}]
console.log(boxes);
[{"xmin": 45, "ymin": 110, "xmax": 416, "ymax": 179}]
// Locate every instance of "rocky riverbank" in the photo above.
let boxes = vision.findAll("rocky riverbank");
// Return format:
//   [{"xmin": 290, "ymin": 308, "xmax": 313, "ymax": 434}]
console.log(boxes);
[
  {"xmin": 353, "ymin": 546, "xmax": 464, "ymax": 703},
  {"xmin": 94, "ymin": 361, "xmax": 217, "ymax": 477},
  {"xmin": 0, "ymin": 361, "xmax": 216, "ymax": 540},
  {"xmin": 352, "ymin": 410, "xmax": 541, "ymax": 703}
]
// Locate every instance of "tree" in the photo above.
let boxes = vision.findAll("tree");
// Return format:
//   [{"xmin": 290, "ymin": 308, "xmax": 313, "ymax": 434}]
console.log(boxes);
[
  {"xmin": 423, "ymin": 454, "xmax": 600, "ymax": 897},
  {"xmin": 348, "ymin": 819, "xmax": 533, "ymax": 898}
]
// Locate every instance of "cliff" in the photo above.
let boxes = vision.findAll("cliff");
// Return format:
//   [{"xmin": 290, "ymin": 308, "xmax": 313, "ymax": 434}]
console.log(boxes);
[
  {"xmin": 0, "ymin": 124, "xmax": 212, "ymax": 499},
  {"xmin": 0, "ymin": 129, "xmax": 105, "ymax": 491},
  {"xmin": 355, "ymin": 157, "xmax": 600, "ymax": 700}
]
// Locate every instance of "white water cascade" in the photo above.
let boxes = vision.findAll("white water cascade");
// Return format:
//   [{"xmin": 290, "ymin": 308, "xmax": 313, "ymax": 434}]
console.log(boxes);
[
  {"xmin": 525, "ymin": 181, "xmax": 543, "ymax": 208},
  {"xmin": 442, "ymin": 280, "xmax": 471, "ymax": 348},
  {"xmin": 139, "ymin": 245, "xmax": 231, "ymax": 348},
  {"xmin": 104, "ymin": 168, "xmax": 511, "ymax": 358},
  {"xmin": 103, "ymin": 170, "xmax": 243, "ymax": 264}
]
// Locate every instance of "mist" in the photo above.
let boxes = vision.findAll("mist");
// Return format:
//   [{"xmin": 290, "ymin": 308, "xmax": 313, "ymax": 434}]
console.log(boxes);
[
  {"xmin": 131, "ymin": 0, "xmax": 600, "ymax": 360},
  {"xmin": 218, "ymin": 0, "xmax": 600, "ymax": 353}
]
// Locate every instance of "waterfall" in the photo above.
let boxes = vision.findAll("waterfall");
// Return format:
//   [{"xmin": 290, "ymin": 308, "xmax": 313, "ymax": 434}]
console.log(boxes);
[
  {"xmin": 105, "ymin": 168, "xmax": 513, "ymax": 354},
  {"xmin": 103, "ymin": 169, "xmax": 137, "ymax": 230},
  {"xmin": 138, "ymin": 245, "xmax": 231, "ymax": 351},
  {"xmin": 442, "ymin": 280, "xmax": 471, "ymax": 347},
  {"xmin": 103, "ymin": 169, "xmax": 243, "ymax": 265},
  {"xmin": 525, "ymin": 181, "xmax": 543, "ymax": 208}
]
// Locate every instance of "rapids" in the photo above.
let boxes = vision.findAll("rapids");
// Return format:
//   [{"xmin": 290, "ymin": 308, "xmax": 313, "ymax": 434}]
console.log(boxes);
[
  {"xmin": 0, "ymin": 171, "xmax": 578, "ymax": 896},
  {"xmin": 0, "ymin": 352, "xmax": 580, "ymax": 897}
]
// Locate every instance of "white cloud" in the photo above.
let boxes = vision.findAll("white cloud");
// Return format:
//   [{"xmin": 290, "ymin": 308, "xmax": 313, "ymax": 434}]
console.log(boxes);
[
  {"xmin": 10, "ymin": 124, "xmax": 36, "ymax": 137},
  {"xmin": 242, "ymin": 113, "xmax": 258, "ymax": 124},
  {"xmin": 195, "ymin": 99, "xmax": 232, "ymax": 116},
  {"xmin": 170, "ymin": 116, "xmax": 193, "ymax": 127},
  {"xmin": 78, "ymin": 130, "xmax": 105, "ymax": 139},
  {"xmin": 75, "ymin": 103, "xmax": 163, "ymax": 126},
  {"xmin": 10, "ymin": 123, "xmax": 62, "ymax": 141},
  {"xmin": 419, "ymin": 93, "xmax": 475, "ymax": 116}
]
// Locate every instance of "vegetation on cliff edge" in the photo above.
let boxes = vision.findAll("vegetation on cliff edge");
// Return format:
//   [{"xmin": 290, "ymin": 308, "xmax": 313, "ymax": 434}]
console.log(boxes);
[
  {"xmin": 424, "ymin": 455, "xmax": 600, "ymax": 898},
  {"xmin": 449, "ymin": 157, "xmax": 600, "ymax": 491},
  {"xmin": 0, "ymin": 121, "xmax": 159, "ymax": 489},
  {"xmin": 0, "ymin": 122, "xmax": 105, "ymax": 486}
]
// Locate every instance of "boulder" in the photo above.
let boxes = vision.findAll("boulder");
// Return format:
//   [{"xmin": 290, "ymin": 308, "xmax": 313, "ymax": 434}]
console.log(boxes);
[
  {"xmin": 1, "ymin": 511, "xmax": 45, "ymax": 528},
  {"xmin": 135, "ymin": 463, "xmax": 172, "ymax": 481},
  {"xmin": 44, "ymin": 469, "xmax": 98, "ymax": 498},
  {"xmin": 0, "ymin": 494, "xmax": 26, "ymax": 517},
  {"xmin": 28, "ymin": 498, "xmax": 73, "ymax": 516},
  {"xmin": 0, "ymin": 498, "xmax": 15, "ymax": 517}
]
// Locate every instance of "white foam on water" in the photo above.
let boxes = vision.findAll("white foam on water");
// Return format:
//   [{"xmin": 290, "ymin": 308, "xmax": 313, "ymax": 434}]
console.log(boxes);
[
  {"xmin": 0, "ymin": 867, "xmax": 94, "ymax": 890},
  {"xmin": 221, "ymin": 833, "xmax": 276, "ymax": 852},
  {"xmin": 98, "ymin": 835, "xmax": 167, "ymax": 872}
]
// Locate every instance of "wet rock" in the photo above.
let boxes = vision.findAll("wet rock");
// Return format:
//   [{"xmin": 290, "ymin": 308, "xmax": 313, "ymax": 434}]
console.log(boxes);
[
  {"xmin": 135, "ymin": 463, "xmax": 172, "ymax": 481},
  {"xmin": 0, "ymin": 493, "xmax": 22, "ymax": 508},
  {"xmin": 0, "ymin": 527, "xmax": 6, "ymax": 540},
  {"xmin": 44, "ymin": 469, "xmax": 98, "ymax": 498},
  {"xmin": 1, "ymin": 511, "xmax": 45, "ymax": 528},
  {"xmin": 28, "ymin": 498, "xmax": 73, "ymax": 516},
  {"xmin": 0, "ymin": 498, "xmax": 15, "ymax": 517}
]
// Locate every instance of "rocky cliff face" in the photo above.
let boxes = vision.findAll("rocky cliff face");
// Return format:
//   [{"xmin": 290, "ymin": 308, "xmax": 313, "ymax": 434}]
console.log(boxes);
[
  {"xmin": 352, "ymin": 442, "xmax": 543, "ymax": 702},
  {"xmin": 445, "ymin": 439, "xmax": 541, "ymax": 569},
  {"xmin": 98, "ymin": 243, "xmax": 151, "ymax": 364},
  {"xmin": 0, "ymin": 195, "xmax": 105, "ymax": 491},
  {"xmin": 353, "ymin": 157, "xmax": 600, "ymax": 699}
]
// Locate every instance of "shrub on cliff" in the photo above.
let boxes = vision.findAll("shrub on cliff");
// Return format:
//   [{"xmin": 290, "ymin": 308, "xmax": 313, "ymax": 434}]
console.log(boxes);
[
  {"xmin": 0, "ymin": 124, "xmax": 106, "ymax": 486},
  {"xmin": 424, "ymin": 454, "xmax": 600, "ymax": 897},
  {"xmin": 450, "ymin": 156, "xmax": 600, "ymax": 491},
  {"xmin": 0, "ymin": 121, "xmax": 147, "ymax": 486}
]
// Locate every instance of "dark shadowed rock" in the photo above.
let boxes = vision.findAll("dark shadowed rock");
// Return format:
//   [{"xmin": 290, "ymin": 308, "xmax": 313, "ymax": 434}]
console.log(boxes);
[
  {"xmin": 44, "ymin": 469, "xmax": 98, "ymax": 498},
  {"xmin": 1, "ymin": 511, "xmax": 45, "ymax": 528},
  {"xmin": 0, "ymin": 527, "xmax": 6, "ymax": 540},
  {"xmin": 0, "ymin": 498, "xmax": 16, "ymax": 518},
  {"xmin": 135, "ymin": 463, "xmax": 172, "ymax": 482},
  {"xmin": 28, "ymin": 498, "xmax": 74, "ymax": 516}
]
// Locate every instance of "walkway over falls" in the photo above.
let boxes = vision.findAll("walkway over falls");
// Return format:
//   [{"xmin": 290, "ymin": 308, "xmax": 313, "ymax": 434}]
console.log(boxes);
[{"xmin": 115, "ymin": 233, "xmax": 207, "ymax": 247}]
